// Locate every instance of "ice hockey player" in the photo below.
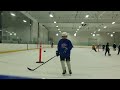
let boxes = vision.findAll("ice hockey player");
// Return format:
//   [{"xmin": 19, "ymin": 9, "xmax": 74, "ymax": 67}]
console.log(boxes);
[
  {"xmin": 92, "ymin": 44, "xmax": 97, "ymax": 52},
  {"xmin": 96, "ymin": 44, "xmax": 100, "ymax": 52},
  {"xmin": 117, "ymin": 43, "xmax": 120, "ymax": 55},
  {"xmin": 105, "ymin": 42, "xmax": 111, "ymax": 56},
  {"xmin": 56, "ymin": 32, "xmax": 73, "ymax": 75},
  {"xmin": 51, "ymin": 42, "xmax": 54, "ymax": 48},
  {"xmin": 113, "ymin": 43, "xmax": 116, "ymax": 51},
  {"xmin": 102, "ymin": 44, "xmax": 105, "ymax": 51}
]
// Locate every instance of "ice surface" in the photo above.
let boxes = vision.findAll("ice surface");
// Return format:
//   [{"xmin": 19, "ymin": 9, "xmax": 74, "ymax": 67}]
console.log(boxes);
[{"xmin": 0, "ymin": 47, "xmax": 120, "ymax": 79}]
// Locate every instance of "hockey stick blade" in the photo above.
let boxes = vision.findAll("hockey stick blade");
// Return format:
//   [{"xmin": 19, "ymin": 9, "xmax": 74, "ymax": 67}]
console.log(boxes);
[
  {"xmin": 27, "ymin": 55, "xmax": 57, "ymax": 71},
  {"xmin": 27, "ymin": 67, "xmax": 35, "ymax": 71}
]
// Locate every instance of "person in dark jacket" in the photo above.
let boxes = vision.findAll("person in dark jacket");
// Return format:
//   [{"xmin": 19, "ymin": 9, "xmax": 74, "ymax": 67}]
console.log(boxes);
[
  {"xmin": 117, "ymin": 44, "xmax": 120, "ymax": 55},
  {"xmin": 105, "ymin": 42, "xmax": 111, "ymax": 56},
  {"xmin": 102, "ymin": 45, "xmax": 105, "ymax": 51},
  {"xmin": 56, "ymin": 32, "xmax": 73, "ymax": 75},
  {"xmin": 51, "ymin": 42, "xmax": 54, "ymax": 48},
  {"xmin": 113, "ymin": 43, "xmax": 116, "ymax": 51}
]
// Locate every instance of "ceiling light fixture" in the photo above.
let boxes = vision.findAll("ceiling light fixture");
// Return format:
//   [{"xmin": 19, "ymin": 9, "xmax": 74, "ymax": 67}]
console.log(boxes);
[
  {"xmin": 10, "ymin": 13, "xmax": 16, "ymax": 16},
  {"xmin": 81, "ymin": 22, "xmax": 84, "ymax": 24},
  {"xmin": 56, "ymin": 33, "xmax": 58, "ymax": 36},
  {"xmin": 112, "ymin": 22, "xmax": 115, "ymax": 24},
  {"xmin": 10, "ymin": 33, "xmax": 12, "ymax": 35},
  {"xmin": 14, "ymin": 33, "xmax": 16, "ymax": 36},
  {"xmin": 111, "ymin": 34, "xmax": 113, "ymax": 37},
  {"xmin": 93, "ymin": 34, "xmax": 95, "ymax": 37},
  {"xmin": 23, "ymin": 20, "xmax": 27, "ymax": 22},
  {"xmin": 49, "ymin": 14, "xmax": 53, "ymax": 17},
  {"xmin": 54, "ymin": 21, "xmax": 56, "ymax": 23},
  {"xmin": 74, "ymin": 33, "xmax": 76, "ymax": 36},
  {"xmin": 104, "ymin": 26, "xmax": 107, "ymax": 28},
  {"xmin": 98, "ymin": 29, "xmax": 101, "ymax": 31},
  {"xmin": 85, "ymin": 15, "xmax": 89, "ymax": 18},
  {"xmin": 79, "ymin": 26, "xmax": 81, "ymax": 28}
]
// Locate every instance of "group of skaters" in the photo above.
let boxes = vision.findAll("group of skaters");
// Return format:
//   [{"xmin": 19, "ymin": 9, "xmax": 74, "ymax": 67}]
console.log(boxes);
[{"xmin": 92, "ymin": 43, "xmax": 120, "ymax": 56}]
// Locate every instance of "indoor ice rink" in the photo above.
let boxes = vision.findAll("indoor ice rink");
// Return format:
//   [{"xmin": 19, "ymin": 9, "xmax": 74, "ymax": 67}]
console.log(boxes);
[{"xmin": 0, "ymin": 11, "xmax": 120, "ymax": 79}]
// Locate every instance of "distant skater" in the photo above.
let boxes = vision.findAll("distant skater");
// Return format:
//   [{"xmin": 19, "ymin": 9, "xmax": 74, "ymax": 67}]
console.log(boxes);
[
  {"xmin": 92, "ymin": 44, "xmax": 97, "ymax": 52},
  {"xmin": 113, "ymin": 43, "xmax": 116, "ymax": 51},
  {"xmin": 105, "ymin": 42, "xmax": 111, "ymax": 56},
  {"xmin": 117, "ymin": 44, "xmax": 120, "ymax": 55},
  {"xmin": 96, "ymin": 44, "xmax": 100, "ymax": 52},
  {"xmin": 51, "ymin": 42, "xmax": 54, "ymax": 48},
  {"xmin": 102, "ymin": 45, "xmax": 105, "ymax": 51}
]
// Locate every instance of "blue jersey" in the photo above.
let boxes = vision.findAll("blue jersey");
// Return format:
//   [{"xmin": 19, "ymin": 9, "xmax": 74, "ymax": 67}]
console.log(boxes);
[{"xmin": 57, "ymin": 39, "xmax": 73, "ymax": 57}]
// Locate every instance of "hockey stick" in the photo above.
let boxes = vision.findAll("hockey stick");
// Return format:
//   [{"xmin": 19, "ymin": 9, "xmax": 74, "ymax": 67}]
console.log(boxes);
[{"xmin": 27, "ymin": 55, "xmax": 57, "ymax": 71}]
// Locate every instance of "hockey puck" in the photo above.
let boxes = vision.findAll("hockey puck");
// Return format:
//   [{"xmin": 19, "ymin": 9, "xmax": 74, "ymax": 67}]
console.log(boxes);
[{"xmin": 44, "ymin": 50, "xmax": 46, "ymax": 52}]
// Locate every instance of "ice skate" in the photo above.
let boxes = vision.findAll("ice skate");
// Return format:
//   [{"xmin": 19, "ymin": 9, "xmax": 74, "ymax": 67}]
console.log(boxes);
[
  {"xmin": 69, "ymin": 70, "xmax": 72, "ymax": 75},
  {"xmin": 62, "ymin": 70, "xmax": 66, "ymax": 75}
]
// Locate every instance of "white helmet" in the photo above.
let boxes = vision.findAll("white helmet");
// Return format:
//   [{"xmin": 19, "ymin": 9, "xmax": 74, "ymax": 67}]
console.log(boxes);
[{"xmin": 62, "ymin": 32, "xmax": 68, "ymax": 37}]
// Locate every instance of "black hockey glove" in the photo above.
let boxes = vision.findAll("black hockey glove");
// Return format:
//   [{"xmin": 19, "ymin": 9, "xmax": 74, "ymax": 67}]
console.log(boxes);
[{"xmin": 56, "ymin": 51, "xmax": 60, "ymax": 56}]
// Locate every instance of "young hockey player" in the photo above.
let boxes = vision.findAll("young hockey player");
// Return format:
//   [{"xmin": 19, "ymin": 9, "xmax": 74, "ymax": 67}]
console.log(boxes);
[{"xmin": 56, "ymin": 32, "xmax": 73, "ymax": 75}]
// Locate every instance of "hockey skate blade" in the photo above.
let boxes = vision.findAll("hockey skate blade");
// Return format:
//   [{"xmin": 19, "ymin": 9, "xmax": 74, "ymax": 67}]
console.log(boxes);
[
  {"xmin": 109, "ymin": 54, "xmax": 111, "ymax": 56},
  {"xmin": 62, "ymin": 74, "xmax": 71, "ymax": 76}
]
